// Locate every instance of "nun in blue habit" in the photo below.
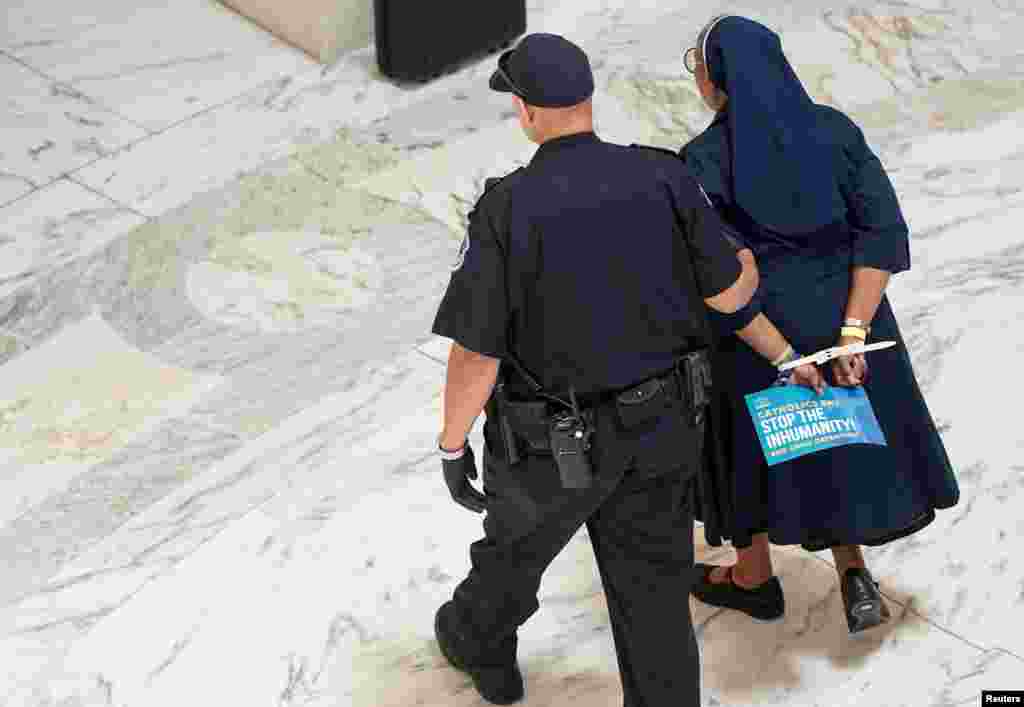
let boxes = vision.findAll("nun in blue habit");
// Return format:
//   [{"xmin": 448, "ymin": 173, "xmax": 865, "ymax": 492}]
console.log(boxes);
[{"xmin": 678, "ymin": 15, "xmax": 960, "ymax": 634}]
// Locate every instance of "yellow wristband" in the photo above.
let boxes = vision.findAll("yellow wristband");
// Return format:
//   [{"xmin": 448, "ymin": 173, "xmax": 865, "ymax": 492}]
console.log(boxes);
[
  {"xmin": 771, "ymin": 344, "xmax": 795, "ymax": 367},
  {"xmin": 840, "ymin": 326, "xmax": 867, "ymax": 341},
  {"xmin": 843, "ymin": 318, "xmax": 871, "ymax": 334}
]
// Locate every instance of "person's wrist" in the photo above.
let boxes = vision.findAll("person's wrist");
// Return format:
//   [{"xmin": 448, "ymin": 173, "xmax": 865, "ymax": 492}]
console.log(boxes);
[
  {"xmin": 771, "ymin": 345, "xmax": 798, "ymax": 368},
  {"xmin": 843, "ymin": 317, "xmax": 871, "ymax": 335},
  {"xmin": 438, "ymin": 432, "xmax": 467, "ymax": 455},
  {"xmin": 839, "ymin": 326, "xmax": 867, "ymax": 342}
]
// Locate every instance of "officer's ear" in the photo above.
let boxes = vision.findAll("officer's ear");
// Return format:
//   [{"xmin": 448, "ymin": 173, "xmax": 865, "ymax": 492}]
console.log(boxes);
[{"xmin": 513, "ymin": 96, "xmax": 536, "ymax": 124}]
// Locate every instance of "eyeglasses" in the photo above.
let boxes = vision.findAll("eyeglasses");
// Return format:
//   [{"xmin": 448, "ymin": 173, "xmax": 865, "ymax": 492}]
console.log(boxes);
[
  {"xmin": 683, "ymin": 47, "xmax": 698, "ymax": 74},
  {"xmin": 496, "ymin": 51, "xmax": 528, "ymax": 97}
]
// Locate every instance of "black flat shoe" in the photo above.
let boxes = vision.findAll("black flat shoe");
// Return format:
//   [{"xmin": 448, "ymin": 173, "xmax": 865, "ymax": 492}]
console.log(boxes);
[
  {"xmin": 691, "ymin": 564, "xmax": 785, "ymax": 621},
  {"xmin": 435, "ymin": 601, "xmax": 524, "ymax": 705},
  {"xmin": 841, "ymin": 568, "xmax": 891, "ymax": 635}
]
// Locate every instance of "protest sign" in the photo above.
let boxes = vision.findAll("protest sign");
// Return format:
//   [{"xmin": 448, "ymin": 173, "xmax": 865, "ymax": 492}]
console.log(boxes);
[{"xmin": 744, "ymin": 385, "xmax": 886, "ymax": 466}]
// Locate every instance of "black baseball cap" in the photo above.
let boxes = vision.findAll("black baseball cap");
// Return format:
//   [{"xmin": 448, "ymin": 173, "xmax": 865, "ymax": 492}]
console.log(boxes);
[{"xmin": 489, "ymin": 33, "xmax": 595, "ymax": 108}]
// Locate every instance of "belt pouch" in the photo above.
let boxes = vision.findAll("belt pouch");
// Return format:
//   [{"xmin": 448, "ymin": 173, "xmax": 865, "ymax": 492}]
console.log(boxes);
[{"xmin": 615, "ymin": 377, "xmax": 673, "ymax": 429}]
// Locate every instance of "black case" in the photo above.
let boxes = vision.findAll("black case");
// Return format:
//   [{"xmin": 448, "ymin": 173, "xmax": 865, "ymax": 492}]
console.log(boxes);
[{"xmin": 375, "ymin": 0, "xmax": 526, "ymax": 82}]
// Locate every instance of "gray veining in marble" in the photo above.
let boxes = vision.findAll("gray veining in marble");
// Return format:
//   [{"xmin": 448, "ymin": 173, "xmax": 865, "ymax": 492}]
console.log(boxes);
[
  {"xmin": 2, "ymin": 0, "xmax": 1024, "ymax": 704},
  {"xmin": 0, "ymin": 56, "xmax": 148, "ymax": 205}
]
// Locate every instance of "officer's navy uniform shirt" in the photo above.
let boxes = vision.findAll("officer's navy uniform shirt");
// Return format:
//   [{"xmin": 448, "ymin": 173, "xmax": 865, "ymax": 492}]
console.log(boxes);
[{"xmin": 432, "ymin": 131, "xmax": 741, "ymax": 395}]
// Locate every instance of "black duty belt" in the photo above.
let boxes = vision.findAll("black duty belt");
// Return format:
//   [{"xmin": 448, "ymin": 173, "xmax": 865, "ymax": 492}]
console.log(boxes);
[
  {"xmin": 494, "ymin": 350, "xmax": 712, "ymax": 459},
  {"xmin": 553, "ymin": 350, "xmax": 711, "ymax": 414}
]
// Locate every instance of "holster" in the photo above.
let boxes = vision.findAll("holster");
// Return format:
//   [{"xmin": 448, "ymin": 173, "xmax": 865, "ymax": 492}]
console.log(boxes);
[
  {"xmin": 489, "ymin": 381, "xmax": 596, "ymax": 488},
  {"xmin": 489, "ymin": 383, "xmax": 549, "ymax": 463},
  {"xmin": 676, "ymin": 349, "xmax": 713, "ymax": 424},
  {"xmin": 491, "ymin": 382, "xmax": 521, "ymax": 465}
]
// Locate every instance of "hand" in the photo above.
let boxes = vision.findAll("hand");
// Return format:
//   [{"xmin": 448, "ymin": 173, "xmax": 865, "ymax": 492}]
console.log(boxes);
[
  {"xmin": 789, "ymin": 362, "xmax": 827, "ymax": 395},
  {"xmin": 442, "ymin": 444, "xmax": 487, "ymax": 513},
  {"xmin": 831, "ymin": 335, "xmax": 868, "ymax": 387}
]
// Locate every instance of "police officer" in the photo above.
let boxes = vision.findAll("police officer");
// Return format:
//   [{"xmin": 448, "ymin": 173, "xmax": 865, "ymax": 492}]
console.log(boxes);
[{"xmin": 431, "ymin": 33, "xmax": 758, "ymax": 706}]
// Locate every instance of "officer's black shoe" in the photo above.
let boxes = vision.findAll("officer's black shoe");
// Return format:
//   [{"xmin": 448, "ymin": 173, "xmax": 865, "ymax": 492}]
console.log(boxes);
[
  {"xmin": 841, "ymin": 568, "xmax": 891, "ymax": 635},
  {"xmin": 691, "ymin": 564, "xmax": 785, "ymax": 621},
  {"xmin": 435, "ymin": 601, "xmax": 524, "ymax": 705}
]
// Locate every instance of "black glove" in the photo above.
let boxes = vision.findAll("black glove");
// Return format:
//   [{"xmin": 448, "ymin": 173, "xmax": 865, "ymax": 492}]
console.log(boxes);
[{"xmin": 442, "ymin": 444, "xmax": 488, "ymax": 513}]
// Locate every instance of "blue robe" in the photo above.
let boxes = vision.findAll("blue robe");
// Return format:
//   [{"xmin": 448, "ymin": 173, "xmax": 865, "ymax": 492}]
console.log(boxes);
[{"xmin": 682, "ymin": 106, "xmax": 960, "ymax": 549}]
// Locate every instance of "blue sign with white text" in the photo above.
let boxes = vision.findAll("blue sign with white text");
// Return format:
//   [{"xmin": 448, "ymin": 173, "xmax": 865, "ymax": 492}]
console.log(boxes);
[{"xmin": 744, "ymin": 385, "xmax": 886, "ymax": 466}]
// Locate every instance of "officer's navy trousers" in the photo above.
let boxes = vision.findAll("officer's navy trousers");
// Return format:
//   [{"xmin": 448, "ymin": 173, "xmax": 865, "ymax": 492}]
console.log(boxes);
[{"xmin": 452, "ymin": 407, "xmax": 703, "ymax": 707}]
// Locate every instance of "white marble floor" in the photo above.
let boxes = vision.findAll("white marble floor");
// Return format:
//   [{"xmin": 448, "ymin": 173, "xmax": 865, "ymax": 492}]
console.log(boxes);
[{"xmin": 1, "ymin": 0, "xmax": 1023, "ymax": 705}]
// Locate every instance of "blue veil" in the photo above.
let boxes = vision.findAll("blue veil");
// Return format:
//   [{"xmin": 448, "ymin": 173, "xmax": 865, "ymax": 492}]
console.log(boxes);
[{"xmin": 702, "ymin": 16, "xmax": 846, "ymax": 234}]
